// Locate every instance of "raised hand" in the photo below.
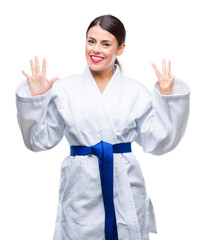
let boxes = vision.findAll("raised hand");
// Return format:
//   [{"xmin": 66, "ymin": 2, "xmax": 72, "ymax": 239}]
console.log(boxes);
[
  {"xmin": 22, "ymin": 56, "xmax": 59, "ymax": 96},
  {"xmin": 151, "ymin": 59, "xmax": 175, "ymax": 95}
]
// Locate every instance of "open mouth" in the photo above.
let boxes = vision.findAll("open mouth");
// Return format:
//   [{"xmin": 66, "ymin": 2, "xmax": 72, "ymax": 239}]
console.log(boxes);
[{"xmin": 90, "ymin": 55, "xmax": 104, "ymax": 63}]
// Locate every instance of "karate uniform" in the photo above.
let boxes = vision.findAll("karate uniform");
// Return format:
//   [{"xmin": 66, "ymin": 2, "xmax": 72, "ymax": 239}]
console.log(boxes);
[{"xmin": 16, "ymin": 64, "xmax": 190, "ymax": 240}]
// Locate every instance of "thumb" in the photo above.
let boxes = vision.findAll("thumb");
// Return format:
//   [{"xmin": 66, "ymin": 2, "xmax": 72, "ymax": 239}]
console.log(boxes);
[{"xmin": 50, "ymin": 77, "xmax": 60, "ymax": 85}]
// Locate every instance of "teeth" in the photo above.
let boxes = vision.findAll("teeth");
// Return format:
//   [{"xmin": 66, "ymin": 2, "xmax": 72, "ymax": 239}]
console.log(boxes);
[{"xmin": 91, "ymin": 56, "xmax": 103, "ymax": 60}]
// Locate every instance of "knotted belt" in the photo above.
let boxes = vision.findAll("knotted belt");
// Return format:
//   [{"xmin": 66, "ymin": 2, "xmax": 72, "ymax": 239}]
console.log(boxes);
[{"xmin": 70, "ymin": 140, "xmax": 132, "ymax": 240}]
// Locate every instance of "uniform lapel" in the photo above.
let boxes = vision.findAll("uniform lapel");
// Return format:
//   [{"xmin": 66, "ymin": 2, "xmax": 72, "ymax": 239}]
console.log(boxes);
[
  {"xmin": 83, "ymin": 64, "xmax": 121, "ymax": 98},
  {"xmin": 81, "ymin": 64, "xmax": 122, "ymax": 143}
]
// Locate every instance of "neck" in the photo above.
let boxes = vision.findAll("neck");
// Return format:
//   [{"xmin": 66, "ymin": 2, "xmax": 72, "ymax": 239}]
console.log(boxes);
[{"xmin": 90, "ymin": 65, "xmax": 114, "ymax": 82}]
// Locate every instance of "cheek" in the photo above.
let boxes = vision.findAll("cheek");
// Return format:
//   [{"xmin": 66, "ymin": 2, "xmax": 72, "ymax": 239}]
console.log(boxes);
[
  {"xmin": 85, "ymin": 45, "xmax": 91, "ymax": 55},
  {"xmin": 106, "ymin": 49, "xmax": 117, "ymax": 59}
]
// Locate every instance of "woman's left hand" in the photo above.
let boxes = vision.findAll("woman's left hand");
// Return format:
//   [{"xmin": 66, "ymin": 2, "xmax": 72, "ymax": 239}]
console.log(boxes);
[{"xmin": 151, "ymin": 59, "xmax": 175, "ymax": 95}]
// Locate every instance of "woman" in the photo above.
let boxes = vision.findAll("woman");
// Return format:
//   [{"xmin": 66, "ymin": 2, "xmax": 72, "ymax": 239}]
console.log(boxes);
[{"xmin": 16, "ymin": 15, "xmax": 190, "ymax": 240}]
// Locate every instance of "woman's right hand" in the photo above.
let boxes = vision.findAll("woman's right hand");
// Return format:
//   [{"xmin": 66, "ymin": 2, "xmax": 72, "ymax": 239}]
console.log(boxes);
[{"xmin": 22, "ymin": 56, "xmax": 60, "ymax": 96}]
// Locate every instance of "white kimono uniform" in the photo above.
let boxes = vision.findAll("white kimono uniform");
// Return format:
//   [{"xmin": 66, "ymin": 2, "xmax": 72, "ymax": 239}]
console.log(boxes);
[{"xmin": 16, "ymin": 64, "xmax": 190, "ymax": 240}]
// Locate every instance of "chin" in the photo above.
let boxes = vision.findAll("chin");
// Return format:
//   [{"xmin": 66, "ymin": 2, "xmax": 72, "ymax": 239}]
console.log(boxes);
[
  {"xmin": 87, "ymin": 62, "xmax": 104, "ymax": 71},
  {"xmin": 87, "ymin": 61, "xmax": 114, "ymax": 73}
]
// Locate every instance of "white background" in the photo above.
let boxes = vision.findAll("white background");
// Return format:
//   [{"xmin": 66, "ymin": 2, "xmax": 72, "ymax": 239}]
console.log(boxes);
[{"xmin": 0, "ymin": 0, "xmax": 205, "ymax": 239}]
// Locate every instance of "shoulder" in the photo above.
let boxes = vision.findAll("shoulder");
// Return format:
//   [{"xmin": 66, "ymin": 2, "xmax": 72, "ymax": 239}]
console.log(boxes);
[
  {"xmin": 52, "ymin": 74, "xmax": 82, "ymax": 92},
  {"xmin": 54, "ymin": 74, "xmax": 81, "ymax": 87},
  {"xmin": 119, "ymin": 75, "xmax": 153, "ymax": 117},
  {"xmin": 122, "ymin": 75, "xmax": 152, "ymax": 98},
  {"xmin": 123, "ymin": 76, "xmax": 144, "ymax": 87}
]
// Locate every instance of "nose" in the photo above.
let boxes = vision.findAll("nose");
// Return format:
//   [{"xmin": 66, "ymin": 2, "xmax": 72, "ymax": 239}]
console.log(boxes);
[{"xmin": 93, "ymin": 43, "xmax": 101, "ymax": 54}]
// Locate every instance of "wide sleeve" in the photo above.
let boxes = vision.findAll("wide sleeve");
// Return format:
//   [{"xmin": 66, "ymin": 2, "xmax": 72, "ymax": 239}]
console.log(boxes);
[
  {"xmin": 134, "ymin": 78, "xmax": 190, "ymax": 155},
  {"xmin": 16, "ymin": 79, "xmax": 65, "ymax": 152}
]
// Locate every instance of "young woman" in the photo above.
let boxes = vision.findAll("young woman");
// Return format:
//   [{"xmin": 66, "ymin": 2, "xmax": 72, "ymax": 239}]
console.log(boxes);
[{"xmin": 16, "ymin": 14, "xmax": 190, "ymax": 240}]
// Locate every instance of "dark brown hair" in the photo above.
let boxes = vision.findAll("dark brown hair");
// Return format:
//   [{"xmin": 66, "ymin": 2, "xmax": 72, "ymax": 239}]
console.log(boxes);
[{"xmin": 86, "ymin": 14, "xmax": 126, "ymax": 72}]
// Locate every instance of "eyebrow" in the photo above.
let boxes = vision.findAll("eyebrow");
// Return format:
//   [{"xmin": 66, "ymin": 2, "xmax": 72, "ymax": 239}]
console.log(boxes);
[{"xmin": 87, "ymin": 37, "xmax": 113, "ymax": 43}]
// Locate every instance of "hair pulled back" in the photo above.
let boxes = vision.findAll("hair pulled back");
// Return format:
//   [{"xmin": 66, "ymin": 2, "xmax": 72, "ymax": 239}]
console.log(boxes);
[{"xmin": 86, "ymin": 14, "xmax": 126, "ymax": 71}]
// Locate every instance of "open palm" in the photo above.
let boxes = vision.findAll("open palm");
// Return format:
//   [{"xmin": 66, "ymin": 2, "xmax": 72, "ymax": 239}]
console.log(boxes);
[{"xmin": 22, "ymin": 56, "xmax": 59, "ymax": 96}]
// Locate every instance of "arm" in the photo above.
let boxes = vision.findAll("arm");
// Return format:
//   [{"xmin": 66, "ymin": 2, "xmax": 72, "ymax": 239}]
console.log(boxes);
[
  {"xmin": 16, "ymin": 56, "xmax": 65, "ymax": 152},
  {"xmin": 16, "ymin": 80, "xmax": 65, "ymax": 152},
  {"xmin": 135, "ymin": 78, "xmax": 190, "ymax": 155},
  {"xmin": 135, "ymin": 59, "xmax": 190, "ymax": 155}
]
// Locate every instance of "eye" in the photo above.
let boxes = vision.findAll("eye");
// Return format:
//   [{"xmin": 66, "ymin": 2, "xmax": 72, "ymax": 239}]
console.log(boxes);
[
  {"xmin": 88, "ymin": 39, "xmax": 94, "ymax": 45},
  {"xmin": 103, "ymin": 43, "xmax": 111, "ymax": 47}
]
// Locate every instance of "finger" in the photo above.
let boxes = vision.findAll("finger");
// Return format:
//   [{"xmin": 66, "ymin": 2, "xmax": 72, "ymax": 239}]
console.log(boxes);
[
  {"xmin": 22, "ymin": 70, "xmax": 30, "ymax": 79},
  {"xmin": 162, "ymin": 59, "xmax": 166, "ymax": 74},
  {"xmin": 151, "ymin": 62, "xmax": 161, "ymax": 79},
  {"xmin": 35, "ymin": 56, "xmax": 40, "ymax": 73},
  {"xmin": 42, "ymin": 57, "xmax": 46, "ymax": 75},
  {"xmin": 167, "ymin": 59, "xmax": 171, "ymax": 76},
  {"xmin": 30, "ymin": 59, "xmax": 35, "ymax": 75}
]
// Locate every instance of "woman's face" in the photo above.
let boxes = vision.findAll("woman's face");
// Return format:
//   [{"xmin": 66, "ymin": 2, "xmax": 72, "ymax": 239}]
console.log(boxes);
[{"xmin": 85, "ymin": 25, "xmax": 125, "ymax": 73}]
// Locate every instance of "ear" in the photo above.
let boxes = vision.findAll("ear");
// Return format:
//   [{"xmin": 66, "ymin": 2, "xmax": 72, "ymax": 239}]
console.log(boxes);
[{"xmin": 116, "ymin": 43, "xmax": 125, "ymax": 57}]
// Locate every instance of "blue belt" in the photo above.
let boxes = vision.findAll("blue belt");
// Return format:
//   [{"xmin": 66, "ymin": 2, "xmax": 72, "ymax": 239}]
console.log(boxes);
[{"xmin": 70, "ymin": 140, "xmax": 132, "ymax": 240}]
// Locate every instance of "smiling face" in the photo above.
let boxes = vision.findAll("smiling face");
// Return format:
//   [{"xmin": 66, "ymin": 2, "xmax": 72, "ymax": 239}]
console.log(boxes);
[{"xmin": 85, "ymin": 25, "xmax": 125, "ymax": 73}]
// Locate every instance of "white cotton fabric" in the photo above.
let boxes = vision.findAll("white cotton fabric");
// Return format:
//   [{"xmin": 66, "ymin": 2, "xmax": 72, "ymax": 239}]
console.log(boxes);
[{"xmin": 16, "ymin": 64, "xmax": 190, "ymax": 240}]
